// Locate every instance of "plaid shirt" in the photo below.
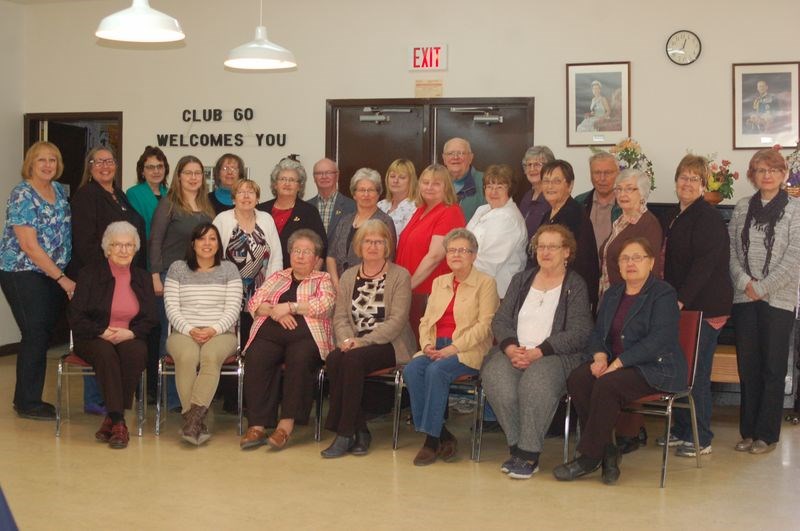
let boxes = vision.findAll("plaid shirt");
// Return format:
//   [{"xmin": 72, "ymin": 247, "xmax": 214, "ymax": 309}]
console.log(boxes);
[
  {"xmin": 244, "ymin": 268, "xmax": 335, "ymax": 358},
  {"xmin": 316, "ymin": 191, "xmax": 339, "ymax": 233}
]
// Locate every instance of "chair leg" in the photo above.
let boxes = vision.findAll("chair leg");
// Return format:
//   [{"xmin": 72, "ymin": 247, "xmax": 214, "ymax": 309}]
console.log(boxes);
[
  {"xmin": 471, "ymin": 384, "xmax": 485, "ymax": 462},
  {"xmin": 660, "ymin": 402, "xmax": 674, "ymax": 488},
  {"xmin": 688, "ymin": 396, "xmax": 702, "ymax": 469},
  {"xmin": 155, "ymin": 358, "xmax": 164, "ymax": 436},
  {"xmin": 237, "ymin": 361, "xmax": 244, "ymax": 436},
  {"xmin": 136, "ymin": 372, "xmax": 145, "ymax": 437},
  {"xmin": 563, "ymin": 395, "xmax": 571, "ymax": 463},
  {"xmin": 392, "ymin": 372, "xmax": 403, "ymax": 451},
  {"xmin": 56, "ymin": 359, "xmax": 64, "ymax": 437},
  {"xmin": 314, "ymin": 367, "xmax": 325, "ymax": 442}
]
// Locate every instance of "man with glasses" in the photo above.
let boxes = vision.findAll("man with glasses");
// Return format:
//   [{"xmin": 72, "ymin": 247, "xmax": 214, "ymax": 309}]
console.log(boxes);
[
  {"xmin": 575, "ymin": 152, "xmax": 622, "ymax": 251},
  {"xmin": 308, "ymin": 158, "xmax": 355, "ymax": 239},
  {"xmin": 442, "ymin": 138, "xmax": 484, "ymax": 222}
]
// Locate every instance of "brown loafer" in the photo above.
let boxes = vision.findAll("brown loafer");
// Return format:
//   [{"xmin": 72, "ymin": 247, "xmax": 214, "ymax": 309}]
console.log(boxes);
[
  {"xmin": 413, "ymin": 445, "xmax": 438, "ymax": 466},
  {"xmin": 95, "ymin": 416, "xmax": 113, "ymax": 442},
  {"xmin": 749, "ymin": 440, "xmax": 777, "ymax": 454},
  {"xmin": 437, "ymin": 437, "xmax": 458, "ymax": 462},
  {"xmin": 108, "ymin": 422, "xmax": 129, "ymax": 449},
  {"xmin": 240, "ymin": 426, "xmax": 268, "ymax": 450},
  {"xmin": 735, "ymin": 438, "xmax": 754, "ymax": 452},
  {"xmin": 267, "ymin": 427, "xmax": 290, "ymax": 450}
]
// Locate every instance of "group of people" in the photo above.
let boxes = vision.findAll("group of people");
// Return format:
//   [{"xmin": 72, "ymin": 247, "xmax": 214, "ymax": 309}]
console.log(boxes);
[{"xmin": 1, "ymin": 138, "xmax": 798, "ymax": 486}]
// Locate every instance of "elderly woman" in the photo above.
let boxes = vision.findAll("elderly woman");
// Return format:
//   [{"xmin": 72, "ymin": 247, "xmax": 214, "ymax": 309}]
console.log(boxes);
[
  {"xmin": 396, "ymin": 164, "xmax": 466, "ymax": 336},
  {"xmin": 404, "ymin": 229, "xmax": 499, "ymax": 466},
  {"xmin": 554, "ymin": 238, "xmax": 686, "ymax": 485},
  {"xmin": 377, "ymin": 159, "xmax": 418, "ymax": 236},
  {"xmin": 539, "ymin": 160, "xmax": 599, "ymax": 310},
  {"xmin": 466, "ymin": 164, "xmax": 527, "ymax": 298},
  {"xmin": 126, "ymin": 145, "xmax": 170, "ymax": 241},
  {"xmin": 321, "ymin": 220, "xmax": 416, "ymax": 458},
  {"xmin": 482, "ymin": 225, "xmax": 593, "ymax": 479},
  {"xmin": 164, "ymin": 223, "xmax": 242, "ymax": 445},
  {"xmin": 729, "ymin": 148, "xmax": 800, "ymax": 455},
  {"xmin": 240, "ymin": 229, "xmax": 335, "ymax": 451},
  {"xmin": 0, "ymin": 142, "xmax": 74, "ymax": 420},
  {"xmin": 71, "ymin": 146, "xmax": 148, "ymax": 415},
  {"xmin": 326, "ymin": 168, "xmax": 397, "ymax": 287},
  {"xmin": 68, "ymin": 221, "xmax": 157, "ymax": 448},
  {"xmin": 598, "ymin": 168, "xmax": 662, "ymax": 298},
  {"xmin": 209, "ymin": 153, "xmax": 245, "ymax": 215},
  {"xmin": 660, "ymin": 155, "xmax": 733, "ymax": 458},
  {"xmin": 519, "ymin": 146, "xmax": 555, "ymax": 241},
  {"xmin": 256, "ymin": 157, "xmax": 327, "ymax": 268}
]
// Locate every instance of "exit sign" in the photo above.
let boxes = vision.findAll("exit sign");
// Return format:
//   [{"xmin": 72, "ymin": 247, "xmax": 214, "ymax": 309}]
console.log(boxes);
[{"xmin": 409, "ymin": 44, "xmax": 447, "ymax": 71}]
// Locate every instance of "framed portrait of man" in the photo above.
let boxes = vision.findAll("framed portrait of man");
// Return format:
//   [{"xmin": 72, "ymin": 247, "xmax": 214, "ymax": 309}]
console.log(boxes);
[
  {"xmin": 733, "ymin": 62, "xmax": 799, "ymax": 149},
  {"xmin": 566, "ymin": 62, "xmax": 630, "ymax": 147}
]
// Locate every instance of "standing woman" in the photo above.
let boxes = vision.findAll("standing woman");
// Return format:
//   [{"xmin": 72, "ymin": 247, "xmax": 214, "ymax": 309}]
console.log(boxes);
[
  {"xmin": 395, "ymin": 164, "xmax": 466, "ymax": 337},
  {"xmin": 518, "ymin": 146, "xmax": 555, "ymax": 242},
  {"xmin": 729, "ymin": 148, "xmax": 800, "ymax": 454},
  {"xmin": 326, "ymin": 168, "xmax": 397, "ymax": 288},
  {"xmin": 209, "ymin": 153, "xmax": 245, "ymax": 215},
  {"xmin": 164, "ymin": 223, "xmax": 242, "ymax": 445},
  {"xmin": 126, "ymin": 146, "xmax": 169, "ymax": 242},
  {"xmin": 71, "ymin": 146, "xmax": 147, "ymax": 415},
  {"xmin": 377, "ymin": 159, "xmax": 418, "ymax": 236},
  {"xmin": 662, "ymin": 154, "xmax": 733, "ymax": 457},
  {"xmin": 0, "ymin": 141, "xmax": 74, "ymax": 420},
  {"xmin": 256, "ymin": 157, "xmax": 327, "ymax": 269}
]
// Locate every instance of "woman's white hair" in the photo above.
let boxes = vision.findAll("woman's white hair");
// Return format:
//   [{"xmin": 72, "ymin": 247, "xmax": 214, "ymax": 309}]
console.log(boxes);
[{"xmin": 101, "ymin": 221, "xmax": 141, "ymax": 255}]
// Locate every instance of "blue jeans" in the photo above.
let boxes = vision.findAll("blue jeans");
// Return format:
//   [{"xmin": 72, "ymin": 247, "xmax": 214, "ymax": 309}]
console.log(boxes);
[
  {"xmin": 82, "ymin": 376, "xmax": 104, "ymax": 408},
  {"xmin": 158, "ymin": 272, "xmax": 180, "ymax": 410},
  {"xmin": 673, "ymin": 320, "xmax": 721, "ymax": 447},
  {"xmin": 0, "ymin": 270, "xmax": 65, "ymax": 410},
  {"xmin": 404, "ymin": 342, "xmax": 477, "ymax": 437}
]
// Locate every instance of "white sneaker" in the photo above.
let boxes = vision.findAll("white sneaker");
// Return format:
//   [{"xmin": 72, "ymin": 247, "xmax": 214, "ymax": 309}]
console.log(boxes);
[
  {"xmin": 676, "ymin": 442, "xmax": 712, "ymax": 457},
  {"xmin": 656, "ymin": 434, "xmax": 686, "ymax": 447}
]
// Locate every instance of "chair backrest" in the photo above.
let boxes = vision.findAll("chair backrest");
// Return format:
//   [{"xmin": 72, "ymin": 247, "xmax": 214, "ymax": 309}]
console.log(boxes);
[{"xmin": 677, "ymin": 310, "xmax": 703, "ymax": 389}]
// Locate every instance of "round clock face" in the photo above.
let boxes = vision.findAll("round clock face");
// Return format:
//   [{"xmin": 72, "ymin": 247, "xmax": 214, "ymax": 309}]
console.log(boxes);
[{"xmin": 666, "ymin": 30, "xmax": 701, "ymax": 65}]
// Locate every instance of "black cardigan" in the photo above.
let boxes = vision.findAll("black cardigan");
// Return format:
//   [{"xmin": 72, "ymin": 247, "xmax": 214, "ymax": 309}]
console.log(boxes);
[
  {"xmin": 69, "ymin": 180, "xmax": 147, "ymax": 275},
  {"xmin": 663, "ymin": 197, "xmax": 733, "ymax": 318},
  {"xmin": 256, "ymin": 198, "xmax": 328, "ymax": 266},
  {"xmin": 68, "ymin": 259, "xmax": 158, "ymax": 341}
]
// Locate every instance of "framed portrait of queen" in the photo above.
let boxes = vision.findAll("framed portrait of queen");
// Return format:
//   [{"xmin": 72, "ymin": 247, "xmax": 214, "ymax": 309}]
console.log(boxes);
[{"xmin": 566, "ymin": 62, "xmax": 630, "ymax": 147}]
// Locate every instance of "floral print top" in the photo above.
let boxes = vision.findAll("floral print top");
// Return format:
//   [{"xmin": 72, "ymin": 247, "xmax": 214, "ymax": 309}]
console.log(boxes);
[{"xmin": 0, "ymin": 181, "xmax": 72, "ymax": 272}]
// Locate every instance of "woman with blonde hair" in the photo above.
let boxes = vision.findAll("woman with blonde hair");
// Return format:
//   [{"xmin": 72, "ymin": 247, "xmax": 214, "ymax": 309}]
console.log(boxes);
[{"xmin": 378, "ymin": 159, "xmax": 418, "ymax": 236}]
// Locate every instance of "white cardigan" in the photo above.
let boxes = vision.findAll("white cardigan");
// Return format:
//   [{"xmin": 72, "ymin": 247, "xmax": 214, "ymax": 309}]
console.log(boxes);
[
  {"xmin": 466, "ymin": 198, "xmax": 528, "ymax": 298},
  {"xmin": 213, "ymin": 209, "xmax": 284, "ymax": 278}
]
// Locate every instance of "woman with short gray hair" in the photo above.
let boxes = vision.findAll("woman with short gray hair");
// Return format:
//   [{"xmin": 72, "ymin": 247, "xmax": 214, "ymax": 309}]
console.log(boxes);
[
  {"xmin": 326, "ymin": 168, "xmax": 397, "ymax": 287},
  {"xmin": 519, "ymin": 146, "xmax": 556, "ymax": 240}
]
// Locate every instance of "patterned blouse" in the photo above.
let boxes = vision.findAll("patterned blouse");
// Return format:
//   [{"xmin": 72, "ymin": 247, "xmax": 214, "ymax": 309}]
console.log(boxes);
[
  {"xmin": 0, "ymin": 181, "xmax": 71, "ymax": 273},
  {"xmin": 225, "ymin": 225, "xmax": 271, "ymax": 306},
  {"xmin": 351, "ymin": 273, "xmax": 387, "ymax": 336}
]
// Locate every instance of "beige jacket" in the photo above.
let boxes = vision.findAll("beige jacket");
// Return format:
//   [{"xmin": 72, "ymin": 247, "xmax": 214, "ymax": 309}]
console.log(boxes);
[{"xmin": 417, "ymin": 267, "xmax": 499, "ymax": 369}]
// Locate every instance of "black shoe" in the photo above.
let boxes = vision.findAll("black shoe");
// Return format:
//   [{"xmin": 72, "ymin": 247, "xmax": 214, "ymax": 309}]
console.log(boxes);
[
  {"xmin": 602, "ymin": 443, "xmax": 622, "ymax": 485},
  {"xmin": 616, "ymin": 426, "xmax": 647, "ymax": 455},
  {"xmin": 321, "ymin": 435, "xmax": 355, "ymax": 458},
  {"xmin": 553, "ymin": 456, "xmax": 601, "ymax": 481},
  {"xmin": 15, "ymin": 403, "xmax": 56, "ymax": 421},
  {"xmin": 350, "ymin": 429, "xmax": 372, "ymax": 456}
]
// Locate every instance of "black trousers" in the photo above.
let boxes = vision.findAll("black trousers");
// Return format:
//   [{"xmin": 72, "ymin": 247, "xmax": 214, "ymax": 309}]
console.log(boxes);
[
  {"xmin": 568, "ymin": 361, "xmax": 657, "ymax": 459},
  {"xmin": 324, "ymin": 343, "xmax": 396, "ymax": 436},
  {"xmin": 732, "ymin": 301, "xmax": 795, "ymax": 444},
  {"xmin": 74, "ymin": 337, "xmax": 147, "ymax": 414},
  {"xmin": 243, "ymin": 320, "xmax": 321, "ymax": 427}
]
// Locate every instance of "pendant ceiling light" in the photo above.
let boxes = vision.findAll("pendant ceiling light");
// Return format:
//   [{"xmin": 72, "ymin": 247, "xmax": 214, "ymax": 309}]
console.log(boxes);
[
  {"xmin": 224, "ymin": 0, "xmax": 296, "ymax": 70},
  {"xmin": 96, "ymin": 0, "xmax": 185, "ymax": 43}
]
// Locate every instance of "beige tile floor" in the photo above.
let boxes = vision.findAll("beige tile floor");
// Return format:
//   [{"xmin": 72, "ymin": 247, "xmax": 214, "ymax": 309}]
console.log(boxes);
[{"xmin": 1, "ymin": 353, "xmax": 799, "ymax": 531}]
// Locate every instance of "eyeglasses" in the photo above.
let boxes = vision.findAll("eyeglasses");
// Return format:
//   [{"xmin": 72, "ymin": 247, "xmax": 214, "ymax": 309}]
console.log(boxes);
[
  {"xmin": 313, "ymin": 170, "xmax": 338, "ymax": 177},
  {"xmin": 363, "ymin": 239, "xmax": 386, "ymax": 247},
  {"xmin": 677, "ymin": 175, "xmax": 702, "ymax": 183},
  {"xmin": 90, "ymin": 158, "xmax": 116, "ymax": 167},
  {"xmin": 446, "ymin": 247, "xmax": 474, "ymax": 256},
  {"xmin": 277, "ymin": 176, "xmax": 299, "ymax": 184},
  {"xmin": 221, "ymin": 165, "xmax": 240, "ymax": 173},
  {"xmin": 534, "ymin": 244, "xmax": 563, "ymax": 252},
  {"xmin": 614, "ymin": 186, "xmax": 639, "ymax": 194},
  {"xmin": 485, "ymin": 184, "xmax": 508, "ymax": 192},
  {"xmin": 355, "ymin": 188, "xmax": 378, "ymax": 195},
  {"xmin": 443, "ymin": 150, "xmax": 470, "ymax": 158},
  {"xmin": 541, "ymin": 178, "xmax": 565, "ymax": 186},
  {"xmin": 753, "ymin": 168, "xmax": 785, "ymax": 177},
  {"xmin": 618, "ymin": 254, "xmax": 649, "ymax": 264},
  {"xmin": 522, "ymin": 161, "xmax": 544, "ymax": 170},
  {"xmin": 291, "ymin": 248, "xmax": 315, "ymax": 257},
  {"xmin": 110, "ymin": 242, "xmax": 136, "ymax": 251},
  {"xmin": 144, "ymin": 164, "xmax": 164, "ymax": 171},
  {"xmin": 181, "ymin": 170, "xmax": 204, "ymax": 177}
]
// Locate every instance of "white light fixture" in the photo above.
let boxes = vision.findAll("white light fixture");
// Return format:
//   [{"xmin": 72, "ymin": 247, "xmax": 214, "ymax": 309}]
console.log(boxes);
[
  {"xmin": 96, "ymin": 0, "xmax": 185, "ymax": 43},
  {"xmin": 224, "ymin": 0, "xmax": 296, "ymax": 70}
]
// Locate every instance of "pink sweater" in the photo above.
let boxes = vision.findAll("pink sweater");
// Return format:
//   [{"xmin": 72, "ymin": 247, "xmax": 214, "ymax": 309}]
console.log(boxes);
[{"xmin": 108, "ymin": 259, "xmax": 139, "ymax": 329}]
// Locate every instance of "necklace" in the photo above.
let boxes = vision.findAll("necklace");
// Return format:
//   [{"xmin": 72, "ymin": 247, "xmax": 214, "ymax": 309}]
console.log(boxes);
[{"xmin": 360, "ymin": 260, "xmax": 387, "ymax": 278}]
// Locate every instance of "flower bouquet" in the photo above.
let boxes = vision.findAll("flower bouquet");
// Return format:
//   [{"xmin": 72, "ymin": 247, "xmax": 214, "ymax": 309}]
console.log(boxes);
[
  {"xmin": 787, "ymin": 144, "xmax": 800, "ymax": 198},
  {"xmin": 594, "ymin": 138, "xmax": 655, "ymax": 190},
  {"xmin": 707, "ymin": 158, "xmax": 739, "ymax": 200}
]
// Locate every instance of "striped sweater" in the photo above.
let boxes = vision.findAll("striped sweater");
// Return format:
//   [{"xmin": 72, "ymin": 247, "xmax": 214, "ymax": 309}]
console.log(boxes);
[{"xmin": 164, "ymin": 260, "xmax": 243, "ymax": 335}]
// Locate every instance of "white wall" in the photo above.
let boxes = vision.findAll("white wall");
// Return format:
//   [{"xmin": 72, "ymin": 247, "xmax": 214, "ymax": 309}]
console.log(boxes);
[{"xmin": 0, "ymin": 0, "xmax": 24, "ymax": 344}]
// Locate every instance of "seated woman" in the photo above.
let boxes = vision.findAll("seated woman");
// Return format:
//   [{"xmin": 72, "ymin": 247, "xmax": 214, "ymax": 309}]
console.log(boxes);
[
  {"xmin": 553, "ymin": 237, "xmax": 687, "ymax": 485},
  {"xmin": 321, "ymin": 220, "xmax": 416, "ymax": 458},
  {"xmin": 240, "ymin": 229, "xmax": 335, "ymax": 451},
  {"xmin": 481, "ymin": 224, "xmax": 593, "ymax": 479},
  {"xmin": 164, "ymin": 223, "xmax": 242, "ymax": 446},
  {"xmin": 68, "ymin": 221, "xmax": 157, "ymax": 449},
  {"xmin": 404, "ymin": 228, "xmax": 499, "ymax": 466}
]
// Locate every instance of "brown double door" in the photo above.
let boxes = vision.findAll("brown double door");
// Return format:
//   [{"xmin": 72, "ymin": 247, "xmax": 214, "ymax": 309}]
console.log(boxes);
[{"xmin": 325, "ymin": 98, "xmax": 534, "ymax": 202}]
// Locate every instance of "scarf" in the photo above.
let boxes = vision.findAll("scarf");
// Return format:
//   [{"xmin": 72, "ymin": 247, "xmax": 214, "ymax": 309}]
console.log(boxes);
[{"xmin": 742, "ymin": 188, "xmax": 788, "ymax": 278}]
